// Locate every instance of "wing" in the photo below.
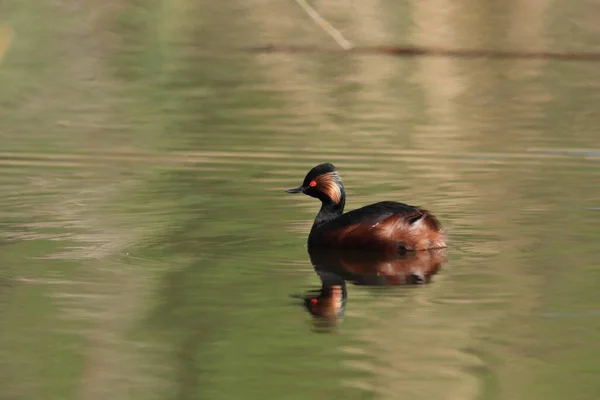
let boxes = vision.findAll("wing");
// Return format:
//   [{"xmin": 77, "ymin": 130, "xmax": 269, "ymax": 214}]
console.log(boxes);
[{"xmin": 322, "ymin": 201, "xmax": 421, "ymax": 229}]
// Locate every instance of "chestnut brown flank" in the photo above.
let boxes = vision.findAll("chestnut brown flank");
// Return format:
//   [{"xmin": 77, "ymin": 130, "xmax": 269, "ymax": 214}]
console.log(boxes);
[{"xmin": 324, "ymin": 208, "xmax": 446, "ymax": 253}]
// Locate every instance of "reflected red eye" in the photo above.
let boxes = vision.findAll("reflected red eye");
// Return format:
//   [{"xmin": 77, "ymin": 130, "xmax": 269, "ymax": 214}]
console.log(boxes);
[
  {"xmin": 309, "ymin": 180, "xmax": 317, "ymax": 187},
  {"xmin": 311, "ymin": 298, "xmax": 318, "ymax": 305}
]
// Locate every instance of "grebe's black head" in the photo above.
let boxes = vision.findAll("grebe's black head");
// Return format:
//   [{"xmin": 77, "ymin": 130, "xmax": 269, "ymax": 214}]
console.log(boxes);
[{"xmin": 286, "ymin": 163, "xmax": 344, "ymax": 205}]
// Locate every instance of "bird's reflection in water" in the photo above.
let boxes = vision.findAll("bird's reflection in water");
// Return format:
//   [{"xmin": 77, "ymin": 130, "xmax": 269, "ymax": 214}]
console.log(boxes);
[{"xmin": 298, "ymin": 248, "xmax": 447, "ymax": 331}]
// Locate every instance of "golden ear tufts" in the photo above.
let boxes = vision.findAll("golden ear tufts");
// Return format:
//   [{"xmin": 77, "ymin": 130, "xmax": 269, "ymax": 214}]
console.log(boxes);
[{"xmin": 317, "ymin": 172, "xmax": 342, "ymax": 204}]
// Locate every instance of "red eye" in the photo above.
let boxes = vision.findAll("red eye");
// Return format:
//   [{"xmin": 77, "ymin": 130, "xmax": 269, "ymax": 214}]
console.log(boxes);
[
  {"xmin": 309, "ymin": 180, "xmax": 317, "ymax": 187},
  {"xmin": 311, "ymin": 298, "xmax": 318, "ymax": 305}
]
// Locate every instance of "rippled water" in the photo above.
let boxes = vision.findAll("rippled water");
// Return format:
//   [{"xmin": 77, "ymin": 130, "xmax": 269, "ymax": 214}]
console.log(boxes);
[{"xmin": 1, "ymin": 1, "xmax": 599, "ymax": 399}]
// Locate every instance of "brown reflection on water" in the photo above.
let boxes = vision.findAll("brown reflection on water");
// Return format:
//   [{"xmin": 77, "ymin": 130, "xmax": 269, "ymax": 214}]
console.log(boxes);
[{"xmin": 300, "ymin": 248, "xmax": 446, "ymax": 330}]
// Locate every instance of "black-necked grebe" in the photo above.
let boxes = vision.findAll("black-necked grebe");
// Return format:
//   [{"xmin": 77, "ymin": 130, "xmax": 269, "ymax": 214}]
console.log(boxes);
[{"xmin": 286, "ymin": 163, "xmax": 446, "ymax": 253}]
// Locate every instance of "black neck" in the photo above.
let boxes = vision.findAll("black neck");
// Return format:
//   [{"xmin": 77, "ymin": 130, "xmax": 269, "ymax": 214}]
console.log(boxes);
[{"xmin": 311, "ymin": 189, "xmax": 346, "ymax": 230}]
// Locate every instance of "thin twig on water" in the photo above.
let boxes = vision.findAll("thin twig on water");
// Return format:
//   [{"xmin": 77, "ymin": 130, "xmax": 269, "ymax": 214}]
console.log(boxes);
[{"xmin": 294, "ymin": 0, "xmax": 353, "ymax": 50}]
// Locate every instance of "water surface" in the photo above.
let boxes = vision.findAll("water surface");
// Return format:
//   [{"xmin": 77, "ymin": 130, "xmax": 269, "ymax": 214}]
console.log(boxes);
[{"xmin": 1, "ymin": 1, "xmax": 599, "ymax": 399}]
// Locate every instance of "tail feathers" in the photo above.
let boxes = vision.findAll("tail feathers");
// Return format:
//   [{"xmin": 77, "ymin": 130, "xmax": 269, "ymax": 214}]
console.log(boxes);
[
  {"xmin": 376, "ymin": 209, "xmax": 446, "ymax": 251},
  {"xmin": 409, "ymin": 208, "xmax": 442, "ymax": 231}
]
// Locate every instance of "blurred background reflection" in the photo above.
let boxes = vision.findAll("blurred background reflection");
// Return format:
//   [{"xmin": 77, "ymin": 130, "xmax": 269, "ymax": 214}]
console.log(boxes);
[{"xmin": 1, "ymin": 1, "xmax": 599, "ymax": 399}]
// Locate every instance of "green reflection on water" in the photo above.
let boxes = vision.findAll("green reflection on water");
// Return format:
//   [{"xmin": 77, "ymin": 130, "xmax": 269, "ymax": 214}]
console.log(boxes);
[{"xmin": 1, "ymin": 0, "xmax": 599, "ymax": 399}]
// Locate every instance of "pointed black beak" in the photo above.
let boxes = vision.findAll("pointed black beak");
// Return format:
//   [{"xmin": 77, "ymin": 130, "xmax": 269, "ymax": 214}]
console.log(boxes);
[{"xmin": 285, "ymin": 186, "xmax": 304, "ymax": 194}]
